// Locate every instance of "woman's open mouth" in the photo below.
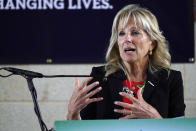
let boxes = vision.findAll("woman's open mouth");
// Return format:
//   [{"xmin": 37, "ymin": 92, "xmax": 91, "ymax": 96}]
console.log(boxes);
[{"xmin": 124, "ymin": 47, "xmax": 136, "ymax": 53}]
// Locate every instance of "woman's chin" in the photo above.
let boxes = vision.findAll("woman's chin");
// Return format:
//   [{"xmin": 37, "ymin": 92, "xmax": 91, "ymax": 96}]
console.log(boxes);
[{"xmin": 123, "ymin": 58, "xmax": 137, "ymax": 64}]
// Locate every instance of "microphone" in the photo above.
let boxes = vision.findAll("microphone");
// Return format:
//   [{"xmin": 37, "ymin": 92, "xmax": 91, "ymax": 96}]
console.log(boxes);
[
  {"xmin": 3, "ymin": 67, "xmax": 43, "ymax": 78},
  {"xmin": 1, "ymin": 67, "xmax": 90, "ymax": 78}
]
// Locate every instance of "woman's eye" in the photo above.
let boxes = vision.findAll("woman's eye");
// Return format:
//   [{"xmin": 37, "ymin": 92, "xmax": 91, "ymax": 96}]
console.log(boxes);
[
  {"xmin": 131, "ymin": 30, "xmax": 140, "ymax": 36},
  {"xmin": 119, "ymin": 31, "xmax": 125, "ymax": 36}
]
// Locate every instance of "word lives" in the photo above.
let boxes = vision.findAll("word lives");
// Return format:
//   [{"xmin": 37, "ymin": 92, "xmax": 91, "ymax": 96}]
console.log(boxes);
[{"xmin": 68, "ymin": 0, "xmax": 113, "ymax": 10}]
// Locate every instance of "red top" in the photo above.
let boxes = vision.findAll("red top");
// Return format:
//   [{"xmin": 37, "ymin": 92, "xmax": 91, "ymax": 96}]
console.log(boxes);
[{"xmin": 122, "ymin": 79, "xmax": 145, "ymax": 105}]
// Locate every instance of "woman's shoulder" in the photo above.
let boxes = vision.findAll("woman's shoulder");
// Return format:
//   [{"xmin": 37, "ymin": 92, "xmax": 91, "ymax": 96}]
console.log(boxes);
[
  {"xmin": 91, "ymin": 65, "xmax": 106, "ymax": 73},
  {"xmin": 168, "ymin": 69, "xmax": 182, "ymax": 81},
  {"xmin": 92, "ymin": 65, "xmax": 105, "ymax": 71},
  {"xmin": 157, "ymin": 68, "xmax": 182, "ymax": 81},
  {"xmin": 90, "ymin": 65, "xmax": 106, "ymax": 78},
  {"xmin": 169, "ymin": 69, "xmax": 182, "ymax": 75}
]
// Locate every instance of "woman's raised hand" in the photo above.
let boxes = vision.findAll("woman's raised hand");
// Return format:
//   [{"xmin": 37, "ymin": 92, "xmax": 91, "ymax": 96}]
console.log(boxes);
[
  {"xmin": 67, "ymin": 77, "xmax": 103, "ymax": 120},
  {"xmin": 114, "ymin": 88, "xmax": 162, "ymax": 119}
]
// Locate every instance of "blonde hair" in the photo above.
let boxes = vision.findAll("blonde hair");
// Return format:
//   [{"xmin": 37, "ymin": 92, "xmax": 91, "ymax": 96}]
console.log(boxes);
[{"xmin": 105, "ymin": 4, "xmax": 171, "ymax": 77}]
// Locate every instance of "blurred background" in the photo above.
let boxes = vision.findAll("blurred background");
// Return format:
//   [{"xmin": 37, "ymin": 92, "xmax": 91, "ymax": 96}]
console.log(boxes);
[{"xmin": 0, "ymin": 0, "xmax": 196, "ymax": 131}]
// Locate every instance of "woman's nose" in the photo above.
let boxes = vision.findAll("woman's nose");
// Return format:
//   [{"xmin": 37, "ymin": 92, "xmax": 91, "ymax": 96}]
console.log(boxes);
[{"xmin": 125, "ymin": 33, "xmax": 132, "ymax": 42}]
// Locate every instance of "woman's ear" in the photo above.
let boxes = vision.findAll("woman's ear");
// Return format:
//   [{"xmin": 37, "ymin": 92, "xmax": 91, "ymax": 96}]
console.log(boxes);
[{"xmin": 151, "ymin": 40, "xmax": 157, "ymax": 51}]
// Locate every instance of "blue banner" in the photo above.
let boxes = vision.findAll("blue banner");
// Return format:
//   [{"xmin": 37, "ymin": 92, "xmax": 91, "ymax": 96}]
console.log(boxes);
[{"xmin": 0, "ymin": 0, "xmax": 194, "ymax": 63}]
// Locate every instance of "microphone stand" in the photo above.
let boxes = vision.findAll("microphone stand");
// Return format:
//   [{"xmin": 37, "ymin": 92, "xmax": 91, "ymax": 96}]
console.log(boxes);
[
  {"xmin": 0, "ymin": 67, "xmax": 90, "ymax": 131},
  {"xmin": 26, "ymin": 76, "xmax": 50, "ymax": 131}
]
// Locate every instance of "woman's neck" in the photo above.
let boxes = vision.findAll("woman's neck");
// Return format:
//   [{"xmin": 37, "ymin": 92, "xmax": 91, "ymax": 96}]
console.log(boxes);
[{"xmin": 124, "ymin": 59, "xmax": 148, "ymax": 82}]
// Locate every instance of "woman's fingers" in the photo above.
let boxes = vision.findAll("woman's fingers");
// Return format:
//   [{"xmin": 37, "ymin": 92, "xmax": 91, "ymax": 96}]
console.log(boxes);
[
  {"xmin": 83, "ymin": 81, "xmax": 100, "ymax": 94},
  {"xmin": 115, "ymin": 90, "xmax": 162, "ymax": 119},
  {"xmin": 73, "ymin": 77, "xmax": 103, "ymax": 107},
  {"xmin": 137, "ymin": 87, "xmax": 144, "ymax": 101},
  {"xmin": 119, "ymin": 115, "xmax": 136, "ymax": 119},
  {"xmin": 74, "ymin": 77, "xmax": 79, "ymax": 88},
  {"xmin": 119, "ymin": 92, "xmax": 137, "ymax": 103},
  {"xmin": 114, "ymin": 109, "xmax": 131, "ymax": 115},
  {"xmin": 114, "ymin": 101, "xmax": 133, "ymax": 109},
  {"xmin": 87, "ymin": 97, "xmax": 103, "ymax": 104},
  {"xmin": 86, "ymin": 86, "xmax": 102, "ymax": 98},
  {"xmin": 78, "ymin": 77, "xmax": 93, "ymax": 90},
  {"xmin": 68, "ymin": 77, "xmax": 103, "ymax": 120},
  {"xmin": 114, "ymin": 108, "xmax": 143, "ymax": 119}
]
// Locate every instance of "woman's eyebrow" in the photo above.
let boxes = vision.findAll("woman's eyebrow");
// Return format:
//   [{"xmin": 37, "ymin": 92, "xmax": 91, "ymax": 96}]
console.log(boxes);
[{"xmin": 118, "ymin": 25, "xmax": 142, "ymax": 32}]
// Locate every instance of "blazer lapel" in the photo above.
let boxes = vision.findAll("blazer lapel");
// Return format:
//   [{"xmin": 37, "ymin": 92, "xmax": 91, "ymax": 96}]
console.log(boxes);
[{"xmin": 143, "ymin": 70, "xmax": 160, "ymax": 101}]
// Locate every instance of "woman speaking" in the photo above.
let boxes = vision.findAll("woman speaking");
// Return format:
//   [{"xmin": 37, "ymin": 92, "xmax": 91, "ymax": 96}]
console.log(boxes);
[{"xmin": 67, "ymin": 4, "xmax": 185, "ymax": 120}]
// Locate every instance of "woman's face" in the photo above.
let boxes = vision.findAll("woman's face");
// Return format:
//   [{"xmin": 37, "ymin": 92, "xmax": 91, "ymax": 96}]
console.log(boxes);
[{"xmin": 117, "ymin": 19, "xmax": 155, "ymax": 64}]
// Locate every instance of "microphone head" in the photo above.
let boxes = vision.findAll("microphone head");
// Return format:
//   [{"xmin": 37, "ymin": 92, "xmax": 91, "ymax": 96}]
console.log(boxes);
[{"xmin": 3, "ymin": 67, "xmax": 43, "ymax": 78}]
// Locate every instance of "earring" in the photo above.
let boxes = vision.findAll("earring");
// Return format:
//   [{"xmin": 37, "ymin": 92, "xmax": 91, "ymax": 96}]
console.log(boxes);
[{"xmin": 149, "ymin": 50, "xmax": 152, "ymax": 55}]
